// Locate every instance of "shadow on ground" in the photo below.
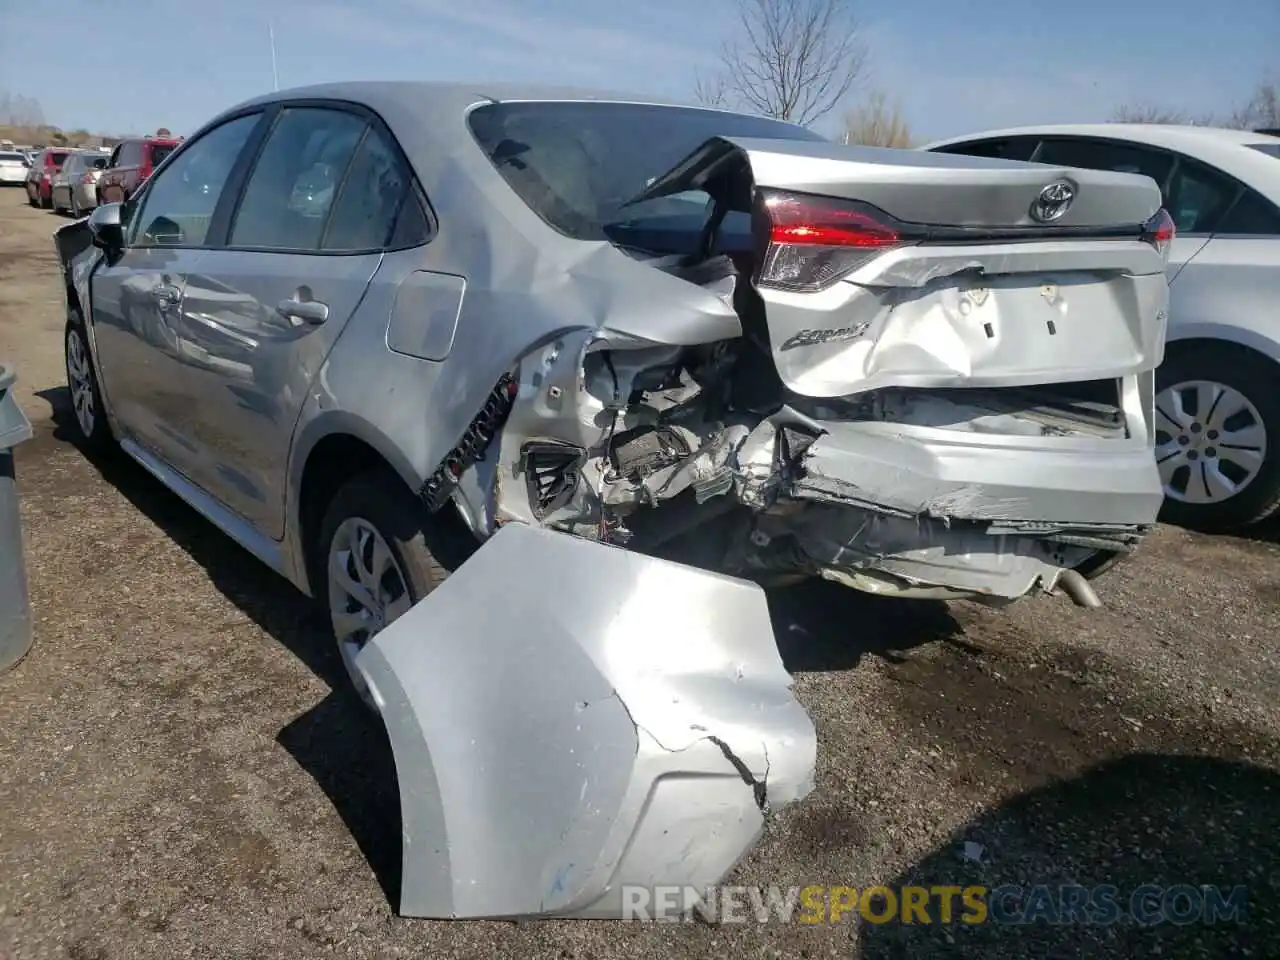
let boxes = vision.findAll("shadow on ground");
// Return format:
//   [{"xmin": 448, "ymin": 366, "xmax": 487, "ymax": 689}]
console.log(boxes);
[
  {"xmin": 32, "ymin": 385, "xmax": 967, "ymax": 913},
  {"xmin": 857, "ymin": 754, "xmax": 1280, "ymax": 958},
  {"xmin": 35, "ymin": 386, "xmax": 404, "ymax": 904}
]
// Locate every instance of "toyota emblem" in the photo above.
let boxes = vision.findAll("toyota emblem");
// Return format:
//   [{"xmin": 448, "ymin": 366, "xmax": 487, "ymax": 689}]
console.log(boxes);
[{"xmin": 1030, "ymin": 180, "xmax": 1075, "ymax": 223}]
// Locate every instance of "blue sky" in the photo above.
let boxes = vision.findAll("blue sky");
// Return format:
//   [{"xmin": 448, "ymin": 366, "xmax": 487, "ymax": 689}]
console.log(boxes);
[{"xmin": 1, "ymin": 0, "xmax": 1274, "ymax": 140}]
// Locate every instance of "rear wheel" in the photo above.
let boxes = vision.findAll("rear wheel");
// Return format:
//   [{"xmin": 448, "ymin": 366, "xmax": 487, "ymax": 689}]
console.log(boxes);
[
  {"xmin": 69, "ymin": 189, "xmax": 81, "ymax": 219},
  {"xmin": 315, "ymin": 472, "xmax": 454, "ymax": 711},
  {"xmin": 1155, "ymin": 342, "xmax": 1280, "ymax": 531},
  {"xmin": 64, "ymin": 317, "xmax": 114, "ymax": 452},
  {"xmin": 26, "ymin": 184, "xmax": 38, "ymax": 207}
]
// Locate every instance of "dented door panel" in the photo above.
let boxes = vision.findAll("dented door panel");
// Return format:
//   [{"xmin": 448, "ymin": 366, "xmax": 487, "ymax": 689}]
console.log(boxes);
[{"xmin": 356, "ymin": 523, "xmax": 816, "ymax": 920}]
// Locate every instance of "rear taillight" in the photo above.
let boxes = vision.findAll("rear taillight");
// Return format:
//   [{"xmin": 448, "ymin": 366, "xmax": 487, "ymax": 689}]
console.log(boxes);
[
  {"xmin": 1142, "ymin": 208, "xmax": 1175, "ymax": 262},
  {"xmin": 755, "ymin": 189, "xmax": 913, "ymax": 292}
]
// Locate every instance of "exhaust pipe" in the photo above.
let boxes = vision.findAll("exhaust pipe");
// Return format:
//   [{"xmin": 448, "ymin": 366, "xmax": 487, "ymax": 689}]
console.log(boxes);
[{"xmin": 1056, "ymin": 568, "xmax": 1102, "ymax": 609}]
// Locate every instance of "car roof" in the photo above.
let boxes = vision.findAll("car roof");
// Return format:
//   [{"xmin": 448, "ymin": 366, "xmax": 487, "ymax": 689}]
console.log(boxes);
[{"xmin": 922, "ymin": 123, "xmax": 1280, "ymax": 204}]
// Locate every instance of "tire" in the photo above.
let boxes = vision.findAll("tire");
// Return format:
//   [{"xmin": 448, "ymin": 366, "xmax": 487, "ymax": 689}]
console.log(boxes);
[
  {"xmin": 64, "ymin": 316, "xmax": 114, "ymax": 453},
  {"xmin": 26, "ymin": 186, "xmax": 38, "ymax": 208},
  {"xmin": 40, "ymin": 190, "xmax": 51, "ymax": 209},
  {"xmin": 1156, "ymin": 342, "xmax": 1280, "ymax": 531},
  {"xmin": 70, "ymin": 190, "xmax": 81, "ymax": 219},
  {"xmin": 315, "ymin": 471, "xmax": 455, "ymax": 710}
]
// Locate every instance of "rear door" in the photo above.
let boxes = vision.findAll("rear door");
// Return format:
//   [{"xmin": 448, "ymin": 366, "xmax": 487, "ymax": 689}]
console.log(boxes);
[
  {"xmin": 174, "ymin": 102, "xmax": 413, "ymax": 536},
  {"xmin": 88, "ymin": 113, "xmax": 265, "ymax": 464}
]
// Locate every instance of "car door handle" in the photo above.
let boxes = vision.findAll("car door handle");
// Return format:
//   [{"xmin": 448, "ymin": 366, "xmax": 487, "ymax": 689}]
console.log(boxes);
[
  {"xmin": 152, "ymin": 284, "xmax": 181, "ymax": 305},
  {"xmin": 277, "ymin": 298, "xmax": 329, "ymax": 325}
]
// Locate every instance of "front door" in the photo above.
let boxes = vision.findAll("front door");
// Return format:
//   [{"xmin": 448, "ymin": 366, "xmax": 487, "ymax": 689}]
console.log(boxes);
[
  {"xmin": 171, "ymin": 105, "xmax": 417, "ymax": 538},
  {"xmin": 88, "ymin": 112, "xmax": 265, "ymax": 467}
]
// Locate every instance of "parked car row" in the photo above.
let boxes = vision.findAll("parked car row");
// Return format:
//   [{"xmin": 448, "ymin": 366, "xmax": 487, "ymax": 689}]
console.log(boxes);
[{"xmin": 13, "ymin": 135, "xmax": 182, "ymax": 215}]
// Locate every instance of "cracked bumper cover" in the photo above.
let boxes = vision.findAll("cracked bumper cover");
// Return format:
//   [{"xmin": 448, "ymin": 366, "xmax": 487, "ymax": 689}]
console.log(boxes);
[{"xmin": 355, "ymin": 523, "xmax": 816, "ymax": 919}]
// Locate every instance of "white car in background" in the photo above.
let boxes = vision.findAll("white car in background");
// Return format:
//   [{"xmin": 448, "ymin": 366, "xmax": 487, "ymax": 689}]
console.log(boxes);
[
  {"xmin": 0, "ymin": 150, "xmax": 29, "ymax": 186},
  {"xmin": 924, "ymin": 125, "xmax": 1280, "ymax": 532}
]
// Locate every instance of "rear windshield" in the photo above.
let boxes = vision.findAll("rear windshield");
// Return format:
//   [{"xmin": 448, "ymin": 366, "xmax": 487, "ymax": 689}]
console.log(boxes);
[
  {"xmin": 48, "ymin": 151, "xmax": 69, "ymax": 166},
  {"xmin": 1248, "ymin": 142, "xmax": 1280, "ymax": 158},
  {"xmin": 149, "ymin": 143, "xmax": 176, "ymax": 166},
  {"xmin": 467, "ymin": 101, "xmax": 826, "ymax": 241},
  {"xmin": 88, "ymin": 154, "xmax": 108, "ymax": 169},
  {"xmin": 0, "ymin": 152, "xmax": 25, "ymax": 163}
]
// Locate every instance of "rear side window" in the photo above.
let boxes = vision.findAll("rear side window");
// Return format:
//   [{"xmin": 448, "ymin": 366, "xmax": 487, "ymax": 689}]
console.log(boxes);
[
  {"xmin": 229, "ymin": 107, "xmax": 367, "ymax": 250},
  {"xmin": 148, "ymin": 142, "xmax": 176, "ymax": 167},
  {"xmin": 932, "ymin": 137, "xmax": 1040, "ymax": 161},
  {"xmin": 467, "ymin": 101, "xmax": 826, "ymax": 241},
  {"xmin": 321, "ymin": 125, "xmax": 415, "ymax": 251}
]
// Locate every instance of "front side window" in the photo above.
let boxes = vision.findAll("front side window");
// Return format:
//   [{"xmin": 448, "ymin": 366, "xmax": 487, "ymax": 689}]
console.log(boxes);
[
  {"xmin": 933, "ymin": 137, "xmax": 1041, "ymax": 161},
  {"xmin": 129, "ymin": 113, "xmax": 261, "ymax": 248},
  {"xmin": 1214, "ymin": 187, "xmax": 1280, "ymax": 235},
  {"xmin": 467, "ymin": 101, "xmax": 826, "ymax": 242},
  {"xmin": 1163, "ymin": 157, "xmax": 1239, "ymax": 233},
  {"xmin": 228, "ymin": 107, "xmax": 367, "ymax": 250}
]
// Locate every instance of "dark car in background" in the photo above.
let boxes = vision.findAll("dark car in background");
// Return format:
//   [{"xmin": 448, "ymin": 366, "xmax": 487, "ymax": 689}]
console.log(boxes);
[
  {"xmin": 24, "ymin": 147, "xmax": 70, "ymax": 208},
  {"xmin": 98, "ymin": 136, "xmax": 180, "ymax": 204}
]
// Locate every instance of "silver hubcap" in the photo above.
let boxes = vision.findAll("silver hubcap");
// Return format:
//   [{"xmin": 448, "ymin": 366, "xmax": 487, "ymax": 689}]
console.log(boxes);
[
  {"xmin": 328, "ymin": 518, "xmax": 412, "ymax": 709},
  {"xmin": 1155, "ymin": 379, "xmax": 1267, "ymax": 504},
  {"xmin": 66, "ymin": 329, "xmax": 96, "ymax": 438}
]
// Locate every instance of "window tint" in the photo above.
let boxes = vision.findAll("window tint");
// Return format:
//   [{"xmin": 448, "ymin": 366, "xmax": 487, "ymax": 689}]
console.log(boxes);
[
  {"xmin": 229, "ymin": 107, "xmax": 366, "ymax": 250},
  {"xmin": 1033, "ymin": 138, "xmax": 1174, "ymax": 189},
  {"xmin": 933, "ymin": 137, "xmax": 1040, "ymax": 161},
  {"xmin": 1164, "ymin": 158, "xmax": 1239, "ymax": 233},
  {"xmin": 48, "ymin": 151, "xmax": 68, "ymax": 167},
  {"xmin": 1215, "ymin": 188, "xmax": 1280, "ymax": 235},
  {"xmin": 321, "ymin": 126, "xmax": 413, "ymax": 250},
  {"xmin": 88, "ymin": 154, "xmax": 107, "ymax": 170},
  {"xmin": 107, "ymin": 145, "xmax": 121, "ymax": 167},
  {"xmin": 468, "ymin": 101, "xmax": 826, "ymax": 241},
  {"xmin": 130, "ymin": 113, "xmax": 260, "ymax": 248}
]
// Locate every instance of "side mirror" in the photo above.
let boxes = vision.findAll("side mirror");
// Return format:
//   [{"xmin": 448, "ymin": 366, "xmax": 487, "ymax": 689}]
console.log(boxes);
[{"xmin": 88, "ymin": 202, "xmax": 124, "ymax": 251}]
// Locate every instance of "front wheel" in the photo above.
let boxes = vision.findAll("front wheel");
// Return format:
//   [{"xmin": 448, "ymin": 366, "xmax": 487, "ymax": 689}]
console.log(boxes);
[
  {"xmin": 64, "ymin": 319, "xmax": 114, "ymax": 453},
  {"xmin": 1155, "ymin": 343, "xmax": 1280, "ymax": 531},
  {"xmin": 315, "ymin": 472, "xmax": 454, "ymax": 711}
]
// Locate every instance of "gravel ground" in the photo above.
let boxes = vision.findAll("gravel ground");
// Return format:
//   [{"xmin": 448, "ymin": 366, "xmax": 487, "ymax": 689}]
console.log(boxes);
[{"xmin": 1, "ymin": 190, "xmax": 1278, "ymax": 959}]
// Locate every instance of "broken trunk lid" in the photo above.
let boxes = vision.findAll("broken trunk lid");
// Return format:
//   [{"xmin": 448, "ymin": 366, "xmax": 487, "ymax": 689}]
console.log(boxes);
[
  {"xmin": 355, "ymin": 523, "xmax": 816, "ymax": 919},
  {"xmin": 628, "ymin": 135, "xmax": 1163, "ymax": 229}
]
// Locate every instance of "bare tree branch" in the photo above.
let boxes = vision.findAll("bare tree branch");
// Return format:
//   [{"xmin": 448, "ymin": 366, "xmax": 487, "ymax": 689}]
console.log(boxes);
[
  {"xmin": 693, "ymin": 71, "xmax": 729, "ymax": 109},
  {"xmin": 841, "ymin": 89, "xmax": 912, "ymax": 147},
  {"xmin": 705, "ymin": 0, "xmax": 868, "ymax": 125}
]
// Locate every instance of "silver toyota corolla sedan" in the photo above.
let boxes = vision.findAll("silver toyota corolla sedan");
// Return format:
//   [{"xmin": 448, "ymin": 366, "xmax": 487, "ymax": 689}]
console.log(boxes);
[
  {"xmin": 925, "ymin": 124, "xmax": 1280, "ymax": 532},
  {"xmin": 54, "ymin": 81, "xmax": 1172, "ymax": 920}
]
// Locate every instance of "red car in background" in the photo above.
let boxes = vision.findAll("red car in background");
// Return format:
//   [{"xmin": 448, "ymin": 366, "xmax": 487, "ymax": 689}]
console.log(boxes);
[
  {"xmin": 97, "ymin": 136, "xmax": 180, "ymax": 204},
  {"xmin": 24, "ymin": 147, "xmax": 70, "ymax": 208}
]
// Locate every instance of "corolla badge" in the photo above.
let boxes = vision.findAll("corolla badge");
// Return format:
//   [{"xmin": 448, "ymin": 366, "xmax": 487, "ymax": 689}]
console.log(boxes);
[{"xmin": 1030, "ymin": 180, "xmax": 1075, "ymax": 223}]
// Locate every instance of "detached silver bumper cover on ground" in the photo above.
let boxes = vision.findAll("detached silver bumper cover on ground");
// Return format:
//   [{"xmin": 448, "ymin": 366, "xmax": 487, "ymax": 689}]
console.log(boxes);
[{"xmin": 356, "ymin": 523, "xmax": 816, "ymax": 919}]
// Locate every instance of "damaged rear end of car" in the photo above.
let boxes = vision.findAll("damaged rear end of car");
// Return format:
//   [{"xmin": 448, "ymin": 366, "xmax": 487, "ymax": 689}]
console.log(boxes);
[
  {"xmin": 346, "ymin": 97, "xmax": 1173, "ymax": 921},
  {"xmin": 449, "ymin": 132, "xmax": 1172, "ymax": 607}
]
